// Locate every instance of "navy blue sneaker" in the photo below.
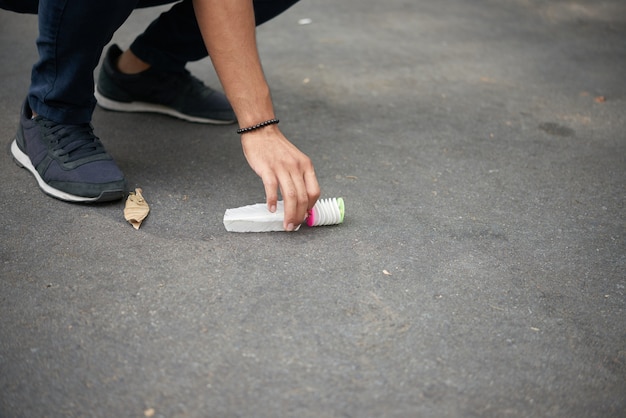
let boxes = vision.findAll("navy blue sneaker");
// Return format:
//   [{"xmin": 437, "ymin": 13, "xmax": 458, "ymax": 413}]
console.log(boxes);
[
  {"xmin": 10, "ymin": 100, "xmax": 126, "ymax": 203},
  {"xmin": 95, "ymin": 44, "xmax": 236, "ymax": 124}
]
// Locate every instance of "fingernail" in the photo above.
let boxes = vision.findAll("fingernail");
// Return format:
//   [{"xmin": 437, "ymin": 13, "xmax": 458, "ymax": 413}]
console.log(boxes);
[
  {"xmin": 270, "ymin": 205, "xmax": 276, "ymax": 213},
  {"xmin": 286, "ymin": 223, "xmax": 294, "ymax": 231}
]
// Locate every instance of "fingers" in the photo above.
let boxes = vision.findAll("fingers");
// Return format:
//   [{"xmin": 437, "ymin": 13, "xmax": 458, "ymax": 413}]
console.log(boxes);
[
  {"xmin": 263, "ymin": 175, "xmax": 279, "ymax": 214},
  {"xmin": 265, "ymin": 161, "xmax": 319, "ymax": 232},
  {"xmin": 280, "ymin": 172, "xmax": 308, "ymax": 231},
  {"xmin": 304, "ymin": 167, "xmax": 321, "ymax": 210}
]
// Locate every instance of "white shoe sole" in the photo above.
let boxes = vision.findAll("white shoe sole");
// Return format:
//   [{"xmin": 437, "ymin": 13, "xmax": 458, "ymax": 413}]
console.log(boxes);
[{"xmin": 94, "ymin": 88, "xmax": 235, "ymax": 125}]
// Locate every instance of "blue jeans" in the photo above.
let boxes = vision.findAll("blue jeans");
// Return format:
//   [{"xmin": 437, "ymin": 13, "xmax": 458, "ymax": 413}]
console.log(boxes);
[{"xmin": 0, "ymin": 0, "xmax": 300, "ymax": 124}]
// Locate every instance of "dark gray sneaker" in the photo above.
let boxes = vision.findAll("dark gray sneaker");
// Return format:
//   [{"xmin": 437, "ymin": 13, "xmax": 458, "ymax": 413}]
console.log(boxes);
[
  {"xmin": 95, "ymin": 44, "xmax": 236, "ymax": 124},
  {"xmin": 10, "ymin": 100, "xmax": 126, "ymax": 203}
]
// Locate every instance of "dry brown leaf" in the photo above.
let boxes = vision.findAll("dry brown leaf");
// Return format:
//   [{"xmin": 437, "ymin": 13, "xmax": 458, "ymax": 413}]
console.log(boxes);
[
  {"xmin": 594, "ymin": 96, "xmax": 606, "ymax": 103},
  {"xmin": 124, "ymin": 188, "xmax": 150, "ymax": 230}
]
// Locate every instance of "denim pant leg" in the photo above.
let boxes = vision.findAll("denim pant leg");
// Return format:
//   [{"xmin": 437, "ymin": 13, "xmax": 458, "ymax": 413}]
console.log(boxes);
[
  {"xmin": 0, "ymin": 0, "xmax": 37, "ymax": 13},
  {"xmin": 130, "ymin": 0, "xmax": 301, "ymax": 72},
  {"xmin": 0, "ymin": 0, "xmax": 173, "ymax": 13},
  {"xmin": 28, "ymin": 0, "xmax": 150, "ymax": 124}
]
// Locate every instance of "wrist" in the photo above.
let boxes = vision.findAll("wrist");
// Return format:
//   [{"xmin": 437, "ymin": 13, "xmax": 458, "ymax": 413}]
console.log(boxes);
[{"xmin": 237, "ymin": 118, "xmax": 279, "ymax": 135}]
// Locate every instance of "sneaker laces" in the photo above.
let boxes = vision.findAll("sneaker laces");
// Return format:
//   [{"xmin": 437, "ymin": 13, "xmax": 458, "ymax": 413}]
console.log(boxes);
[{"xmin": 37, "ymin": 118, "xmax": 108, "ymax": 163}]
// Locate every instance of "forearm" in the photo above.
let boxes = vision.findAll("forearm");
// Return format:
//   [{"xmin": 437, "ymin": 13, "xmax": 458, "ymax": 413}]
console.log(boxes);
[{"xmin": 191, "ymin": 0, "xmax": 274, "ymax": 127}]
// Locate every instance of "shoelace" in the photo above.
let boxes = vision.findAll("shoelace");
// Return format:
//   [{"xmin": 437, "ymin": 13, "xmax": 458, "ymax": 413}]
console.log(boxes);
[{"xmin": 38, "ymin": 118, "xmax": 107, "ymax": 163}]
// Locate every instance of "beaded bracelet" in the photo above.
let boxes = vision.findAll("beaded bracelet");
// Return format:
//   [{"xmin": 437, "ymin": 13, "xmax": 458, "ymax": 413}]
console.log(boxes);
[{"xmin": 236, "ymin": 118, "xmax": 279, "ymax": 134}]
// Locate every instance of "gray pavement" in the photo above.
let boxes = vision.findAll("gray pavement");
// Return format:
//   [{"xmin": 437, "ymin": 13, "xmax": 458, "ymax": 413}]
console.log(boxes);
[{"xmin": 1, "ymin": 0, "xmax": 625, "ymax": 417}]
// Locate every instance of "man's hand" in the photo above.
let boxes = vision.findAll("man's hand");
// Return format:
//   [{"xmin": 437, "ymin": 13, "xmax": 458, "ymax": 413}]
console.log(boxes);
[{"xmin": 241, "ymin": 125, "xmax": 320, "ymax": 231}]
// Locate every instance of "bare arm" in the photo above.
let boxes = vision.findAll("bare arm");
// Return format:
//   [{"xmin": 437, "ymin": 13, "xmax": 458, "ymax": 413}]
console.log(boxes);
[{"xmin": 192, "ymin": 0, "xmax": 320, "ymax": 231}]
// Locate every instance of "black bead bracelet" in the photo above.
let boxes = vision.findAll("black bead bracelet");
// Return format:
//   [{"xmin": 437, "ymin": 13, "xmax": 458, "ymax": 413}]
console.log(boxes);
[{"xmin": 236, "ymin": 118, "xmax": 279, "ymax": 134}]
